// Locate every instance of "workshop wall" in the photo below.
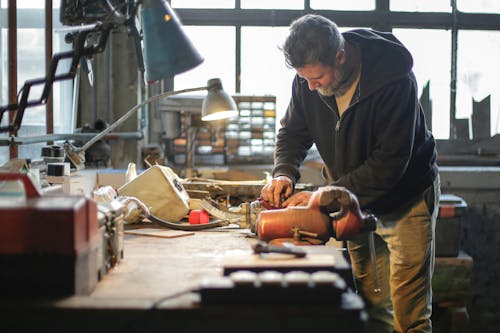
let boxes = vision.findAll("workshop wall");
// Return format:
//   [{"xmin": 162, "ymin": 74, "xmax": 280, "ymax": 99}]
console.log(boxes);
[{"xmin": 439, "ymin": 167, "xmax": 500, "ymax": 332}]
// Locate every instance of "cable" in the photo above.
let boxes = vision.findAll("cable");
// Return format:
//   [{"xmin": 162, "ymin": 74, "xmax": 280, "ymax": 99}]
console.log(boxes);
[{"xmin": 148, "ymin": 213, "xmax": 231, "ymax": 231}]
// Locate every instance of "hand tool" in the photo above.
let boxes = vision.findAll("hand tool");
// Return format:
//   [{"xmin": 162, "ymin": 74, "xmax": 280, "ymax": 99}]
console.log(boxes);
[{"xmin": 252, "ymin": 241, "xmax": 307, "ymax": 258}]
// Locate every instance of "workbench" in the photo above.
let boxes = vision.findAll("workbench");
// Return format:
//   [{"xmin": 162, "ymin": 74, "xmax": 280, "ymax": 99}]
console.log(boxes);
[{"xmin": 0, "ymin": 225, "xmax": 366, "ymax": 333}]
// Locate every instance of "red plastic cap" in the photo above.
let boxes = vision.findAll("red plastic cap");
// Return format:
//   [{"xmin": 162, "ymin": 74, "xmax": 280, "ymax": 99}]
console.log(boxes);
[
  {"xmin": 189, "ymin": 209, "xmax": 210, "ymax": 224},
  {"xmin": 188, "ymin": 210, "xmax": 201, "ymax": 224}
]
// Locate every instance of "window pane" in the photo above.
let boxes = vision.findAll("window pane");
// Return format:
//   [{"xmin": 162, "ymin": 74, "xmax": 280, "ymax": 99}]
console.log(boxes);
[
  {"xmin": 1, "ymin": 0, "xmax": 45, "ymax": 8},
  {"xmin": 241, "ymin": 0, "xmax": 303, "ymax": 9},
  {"xmin": 457, "ymin": 30, "xmax": 500, "ymax": 137},
  {"xmin": 310, "ymin": 0, "xmax": 375, "ymax": 11},
  {"xmin": 0, "ymin": 5, "xmax": 73, "ymax": 165},
  {"xmin": 241, "ymin": 27, "xmax": 295, "ymax": 123},
  {"xmin": 171, "ymin": 0, "xmax": 234, "ymax": 9},
  {"xmin": 394, "ymin": 29, "xmax": 451, "ymax": 139},
  {"xmin": 174, "ymin": 26, "xmax": 236, "ymax": 94},
  {"xmin": 16, "ymin": 28, "xmax": 46, "ymax": 160},
  {"xmin": 391, "ymin": 0, "xmax": 450, "ymax": 13},
  {"xmin": 458, "ymin": 0, "xmax": 500, "ymax": 13},
  {"xmin": 52, "ymin": 31, "xmax": 73, "ymax": 133}
]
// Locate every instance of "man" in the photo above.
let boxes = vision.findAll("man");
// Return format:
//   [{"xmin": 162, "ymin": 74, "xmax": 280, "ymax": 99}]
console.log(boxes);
[{"xmin": 260, "ymin": 14, "xmax": 441, "ymax": 333}]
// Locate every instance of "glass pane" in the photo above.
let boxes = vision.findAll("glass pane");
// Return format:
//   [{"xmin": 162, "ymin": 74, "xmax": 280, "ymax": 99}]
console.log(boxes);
[
  {"xmin": 391, "ymin": 0, "xmax": 450, "ymax": 13},
  {"xmin": 458, "ymin": 0, "xmax": 500, "ymax": 13},
  {"xmin": 171, "ymin": 0, "xmax": 234, "ymax": 9},
  {"xmin": 457, "ymin": 30, "xmax": 500, "ymax": 137},
  {"xmin": 394, "ymin": 29, "xmax": 451, "ymax": 139},
  {"xmin": 1, "ymin": 0, "xmax": 45, "ymax": 8},
  {"xmin": 174, "ymin": 26, "xmax": 236, "ymax": 94},
  {"xmin": 16, "ymin": 28, "xmax": 46, "ymax": 160},
  {"xmin": 310, "ymin": 0, "xmax": 375, "ymax": 11},
  {"xmin": 0, "ymin": 5, "xmax": 73, "ymax": 165},
  {"xmin": 241, "ymin": 0, "xmax": 303, "ymax": 9},
  {"xmin": 241, "ymin": 27, "xmax": 296, "ymax": 123},
  {"xmin": 52, "ymin": 31, "xmax": 73, "ymax": 133}
]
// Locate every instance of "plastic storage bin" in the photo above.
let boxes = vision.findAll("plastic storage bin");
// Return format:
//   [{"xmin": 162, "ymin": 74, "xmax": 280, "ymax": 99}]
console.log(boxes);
[{"xmin": 435, "ymin": 194, "xmax": 467, "ymax": 257}]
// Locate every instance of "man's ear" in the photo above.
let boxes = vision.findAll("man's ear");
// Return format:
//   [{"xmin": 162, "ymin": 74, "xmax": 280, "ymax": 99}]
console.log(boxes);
[{"xmin": 336, "ymin": 49, "xmax": 346, "ymax": 65}]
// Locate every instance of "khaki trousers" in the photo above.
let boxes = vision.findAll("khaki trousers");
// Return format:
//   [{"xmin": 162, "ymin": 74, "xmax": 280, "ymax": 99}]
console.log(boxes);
[{"xmin": 348, "ymin": 177, "xmax": 440, "ymax": 333}]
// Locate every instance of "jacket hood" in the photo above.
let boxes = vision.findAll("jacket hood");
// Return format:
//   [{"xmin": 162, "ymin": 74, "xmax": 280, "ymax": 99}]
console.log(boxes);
[{"xmin": 343, "ymin": 29, "xmax": 414, "ymax": 100}]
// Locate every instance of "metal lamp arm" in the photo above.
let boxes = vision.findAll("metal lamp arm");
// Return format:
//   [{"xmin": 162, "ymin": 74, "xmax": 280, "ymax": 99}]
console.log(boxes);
[{"xmin": 79, "ymin": 85, "xmax": 209, "ymax": 152}]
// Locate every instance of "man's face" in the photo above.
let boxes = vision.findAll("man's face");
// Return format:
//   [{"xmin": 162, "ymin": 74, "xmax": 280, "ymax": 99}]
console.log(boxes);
[{"xmin": 296, "ymin": 54, "xmax": 351, "ymax": 97}]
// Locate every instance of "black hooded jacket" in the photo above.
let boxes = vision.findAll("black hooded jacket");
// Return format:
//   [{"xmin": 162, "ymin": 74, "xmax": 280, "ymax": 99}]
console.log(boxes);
[{"xmin": 272, "ymin": 29, "xmax": 438, "ymax": 215}]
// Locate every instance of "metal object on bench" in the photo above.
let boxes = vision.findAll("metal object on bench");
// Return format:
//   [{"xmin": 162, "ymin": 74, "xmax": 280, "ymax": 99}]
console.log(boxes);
[{"xmin": 97, "ymin": 200, "xmax": 125, "ymax": 280}]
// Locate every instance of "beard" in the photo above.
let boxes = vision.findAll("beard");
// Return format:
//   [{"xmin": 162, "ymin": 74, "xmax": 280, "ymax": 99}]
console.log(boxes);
[{"xmin": 317, "ymin": 62, "xmax": 359, "ymax": 98}]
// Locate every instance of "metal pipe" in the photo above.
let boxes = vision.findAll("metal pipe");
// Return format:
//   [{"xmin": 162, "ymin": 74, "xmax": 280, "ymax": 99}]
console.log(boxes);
[
  {"xmin": 369, "ymin": 231, "xmax": 381, "ymax": 293},
  {"xmin": 450, "ymin": 0, "xmax": 458, "ymax": 139},
  {"xmin": 45, "ymin": 0, "xmax": 54, "ymax": 137},
  {"xmin": 8, "ymin": 0, "xmax": 17, "ymax": 158},
  {"xmin": 79, "ymin": 85, "xmax": 208, "ymax": 152},
  {"xmin": 0, "ymin": 131, "xmax": 143, "ymax": 146}
]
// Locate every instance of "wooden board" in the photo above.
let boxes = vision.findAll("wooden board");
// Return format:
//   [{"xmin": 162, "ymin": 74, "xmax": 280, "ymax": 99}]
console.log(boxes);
[{"xmin": 124, "ymin": 227, "xmax": 194, "ymax": 239}]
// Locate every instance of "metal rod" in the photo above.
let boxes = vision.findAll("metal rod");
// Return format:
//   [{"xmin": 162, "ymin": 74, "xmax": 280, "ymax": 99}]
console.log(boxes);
[
  {"xmin": 8, "ymin": 0, "xmax": 18, "ymax": 158},
  {"xmin": 0, "ymin": 132, "xmax": 143, "ymax": 146},
  {"xmin": 78, "ymin": 85, "xmax": 208, "ymax": 152},
  {"xmin": 45, "ymin": 0, "xmax": 54, "ymax": 137},
  {"xmin": 368, "ymin": 232, "xmax": 381, "ymax": 293},
  {"xmin": 450, "ymin": 0, "xmax": 458, "ymax": 139}
]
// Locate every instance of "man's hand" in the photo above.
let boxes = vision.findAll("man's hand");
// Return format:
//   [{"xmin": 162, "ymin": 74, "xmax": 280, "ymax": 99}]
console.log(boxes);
[
  {"xmin": 282, "ymin": 191, "xmax": 313, "ymax": 207},
  {"xmin": 260, "ymin": 176, "xmax": 293, "ymax": 208}
]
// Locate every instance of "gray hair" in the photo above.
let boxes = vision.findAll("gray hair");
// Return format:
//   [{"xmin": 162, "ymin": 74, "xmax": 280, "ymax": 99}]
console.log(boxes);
[{"xmin": 281, "ymin": 14, "xmax": 345, "ymax": 68}]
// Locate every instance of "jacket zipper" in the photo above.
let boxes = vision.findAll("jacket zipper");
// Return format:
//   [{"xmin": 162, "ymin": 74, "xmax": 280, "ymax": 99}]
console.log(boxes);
[{"xmin": 319, "ymin": 91, "xmax": 360, "ymax": 134}]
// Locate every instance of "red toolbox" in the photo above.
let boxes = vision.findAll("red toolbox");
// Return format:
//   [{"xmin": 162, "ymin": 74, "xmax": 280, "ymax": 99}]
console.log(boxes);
[
  {"xmin": 0, "ymin": 173, "xmax": 99, "ymax": 296},
  {"xmin": 435, "ymin": 194, "xmax": 467, "ymax": 257}
]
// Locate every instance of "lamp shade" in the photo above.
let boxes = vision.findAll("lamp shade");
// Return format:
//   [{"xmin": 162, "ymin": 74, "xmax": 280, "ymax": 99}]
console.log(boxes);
[
  {"xmin": 201, "ymin": 78, "xmax": 238, "ymax": 121},
  {"xmin": 141, "ymin": 0, "xmax": 204, "ymax": 82}
]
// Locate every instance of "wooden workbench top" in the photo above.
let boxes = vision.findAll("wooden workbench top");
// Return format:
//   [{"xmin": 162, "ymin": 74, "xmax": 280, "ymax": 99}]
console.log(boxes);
[{"xmin": 0, "ymin": 226, "xmax": 365, "ymax": 333}]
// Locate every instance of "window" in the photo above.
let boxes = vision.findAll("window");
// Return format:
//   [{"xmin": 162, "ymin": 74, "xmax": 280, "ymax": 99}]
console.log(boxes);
[
  {"xmin": 174, "ymin": 26, "xmax": 236, "ymax": 94},
  {"xmin": 170, "ymin": 0, "xmax": 234, "ymax": 9},
  {"xmin": 394, "ymin": 29, "xmax": 451, "ymax": 139},
  {"xmin": 3, "ymin": 1, "xmax": 500, "ymax": 166},
  {"xmin": 457, "ymin": 30, "xmax": 500, "ymax": 138},
  {"xmin": 0, "ymin": 1, "xmax": 73, "ymax": 165},
  {"xmin": 458, "ymin": 0, "xmax": 500, "ymax": 14},
  {"xmin": 390, "ymin": 0, "xmax": 450, "ymax": 12},
  {"xmin": 241, "ymin": 27, "xmax": 295, "ymax": 122},
  {"xmin": 310, "ymin": 0, "xmax": 375, "ymax": 11},
  {"xmin": 241, "ymin": 0, "xmax": 303, "ymax": 10}
]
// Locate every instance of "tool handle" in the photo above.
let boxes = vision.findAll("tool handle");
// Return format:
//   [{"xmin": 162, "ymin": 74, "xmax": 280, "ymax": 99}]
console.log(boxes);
[{"xmin": 252, "ymin": 241, "xmax": 306, "ymax": 258}]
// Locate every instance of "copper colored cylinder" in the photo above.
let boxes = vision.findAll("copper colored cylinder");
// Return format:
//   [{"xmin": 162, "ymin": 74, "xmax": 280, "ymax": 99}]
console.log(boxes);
[{"xmin": 256, "ymin": 192, "xmax": 331, "ymax": 242}]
